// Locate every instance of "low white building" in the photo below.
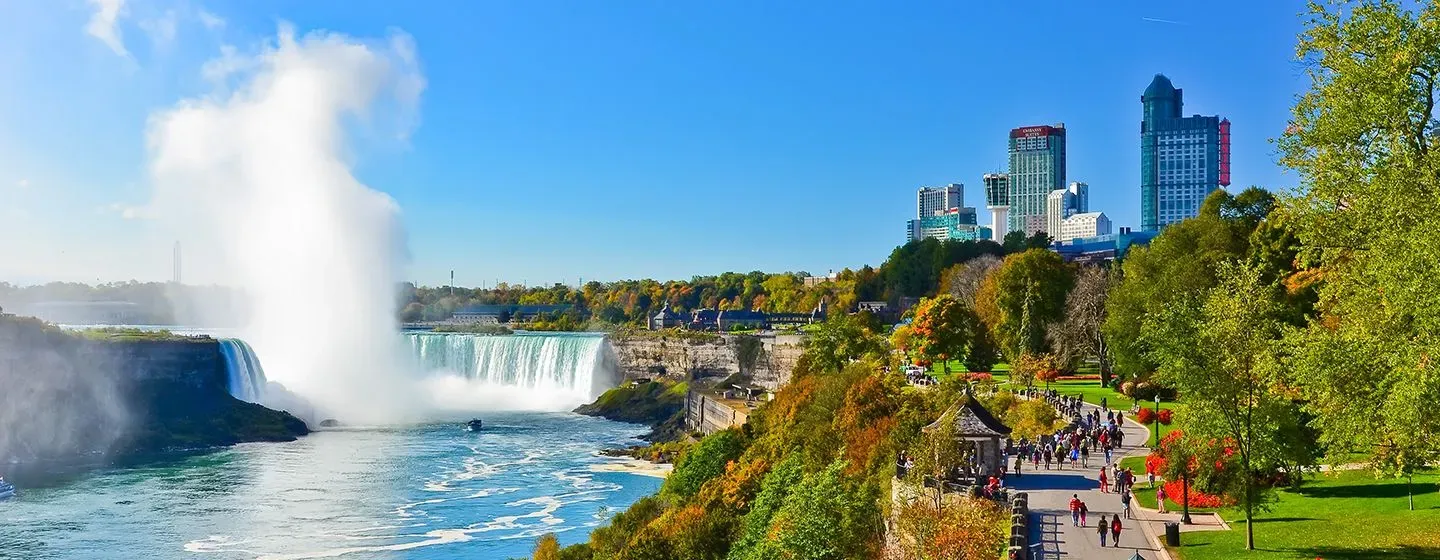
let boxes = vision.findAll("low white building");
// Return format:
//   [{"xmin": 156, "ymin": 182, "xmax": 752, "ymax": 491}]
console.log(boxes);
[{"xmin": 1059, "ymin": 212, "xmax": 1112, "ymax": 242}]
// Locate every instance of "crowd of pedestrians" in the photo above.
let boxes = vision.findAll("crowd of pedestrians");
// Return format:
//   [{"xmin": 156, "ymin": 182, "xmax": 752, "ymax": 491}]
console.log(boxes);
[{"xmin": 1002, "ymin": 392, "xmax": 1147, "ymax": 549}]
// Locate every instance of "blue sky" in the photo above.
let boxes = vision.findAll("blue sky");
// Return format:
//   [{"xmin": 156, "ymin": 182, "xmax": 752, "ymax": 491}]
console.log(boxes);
[{"xmin": 0, "ymin": 0, "xmax": 1310, "ymax": 287}]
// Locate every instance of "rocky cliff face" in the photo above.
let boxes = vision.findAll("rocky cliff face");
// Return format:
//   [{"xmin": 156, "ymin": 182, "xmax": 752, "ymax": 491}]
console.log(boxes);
[
  {"xmin": 0, "ymin": 315, "xmax": 307, "ymax": 463},
  {"xmin": 608, "ymin": 332, "xmax": 804, "ymax": 390}
]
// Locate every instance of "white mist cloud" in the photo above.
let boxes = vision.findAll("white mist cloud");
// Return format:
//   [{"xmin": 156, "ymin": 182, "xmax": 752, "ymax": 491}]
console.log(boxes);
[
  {"xmin": 15, "ymin": 178, "xmax": 28, "ymax": 189},
  {"xmin": 146, "ymin": 23, "xmax": 426, "ymax": 424},
  {"xmin": 85, "ymin": 0, "xmax": 129, "ymax": 57}
]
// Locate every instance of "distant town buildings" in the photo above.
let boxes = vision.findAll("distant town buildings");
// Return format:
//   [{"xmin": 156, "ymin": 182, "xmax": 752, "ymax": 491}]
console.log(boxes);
[
  {"xmin": 1140, "ymin": 74, "xmax": 1231, "ymax": 231},
  {"xmin": 906, "ymin": 184, "xmax": 988, "ymax": 242},
  {"xmin": 1007, "ymin": 124, "xmax": 1068, "ymax": 236},
  {"xmin": 890, "ymin": 72, "xmax": 1222, "ymax": 260}
]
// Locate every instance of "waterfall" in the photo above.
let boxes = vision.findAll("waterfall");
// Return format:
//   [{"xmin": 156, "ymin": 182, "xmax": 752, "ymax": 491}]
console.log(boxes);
[
  {"xmin": 219, "ymin": 338, "xmax": 268, "ymax": 404},
  {"xmin": 404, "ymin": 332, "xmax": 617, "ymax": 408}
]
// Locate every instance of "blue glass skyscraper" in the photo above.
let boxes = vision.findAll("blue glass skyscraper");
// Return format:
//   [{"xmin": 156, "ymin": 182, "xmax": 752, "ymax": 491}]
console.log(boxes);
[{"xmin": 1140, "ymin": 74, "xmax": 1231, "ymax": 231}]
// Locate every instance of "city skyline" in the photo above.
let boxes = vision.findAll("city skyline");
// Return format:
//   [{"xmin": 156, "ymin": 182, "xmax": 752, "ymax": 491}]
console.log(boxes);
[{"xmin": 0, "ymin": 1, "xmax": 1310, "ymax": 287}]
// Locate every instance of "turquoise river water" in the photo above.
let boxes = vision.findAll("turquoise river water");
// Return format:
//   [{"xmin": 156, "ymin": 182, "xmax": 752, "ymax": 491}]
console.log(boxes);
[{"xmin": 0, "ymin": 412, "xmax": 661, "ymax": 559}]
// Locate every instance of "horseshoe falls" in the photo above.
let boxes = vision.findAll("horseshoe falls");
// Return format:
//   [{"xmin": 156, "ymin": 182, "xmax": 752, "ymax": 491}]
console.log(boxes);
[
  {"xmin": 405, "ymin": 332, "xmax": 619, "ymax": 411},
  {"xmin": 218, "ymin": 338, "xmax": 268, "ymax": 404}
]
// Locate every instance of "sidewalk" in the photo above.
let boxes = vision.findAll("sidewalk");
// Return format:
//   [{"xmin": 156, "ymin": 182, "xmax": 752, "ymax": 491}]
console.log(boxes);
[{"xmin": 1007, "ymin": 404, "xmax": 1167, "ymax": 559}]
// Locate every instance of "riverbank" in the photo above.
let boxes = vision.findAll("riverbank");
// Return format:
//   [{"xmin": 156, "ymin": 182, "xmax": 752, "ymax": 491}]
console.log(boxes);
[{"xmin": 573, "ymin": 379, "xmax": 689, "ymax": 442}]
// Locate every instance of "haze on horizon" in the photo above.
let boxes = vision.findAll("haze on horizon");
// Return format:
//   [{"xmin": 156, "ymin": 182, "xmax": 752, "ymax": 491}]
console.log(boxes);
[{"xmin": 1, "ymin": 0, "xmax": 1309, "ymax": 287}]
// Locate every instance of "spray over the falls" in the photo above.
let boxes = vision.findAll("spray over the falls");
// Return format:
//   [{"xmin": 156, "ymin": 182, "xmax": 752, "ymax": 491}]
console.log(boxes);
[{"xmin": 147, "ymin": 25, "xmax": 425, "ymax": 424}]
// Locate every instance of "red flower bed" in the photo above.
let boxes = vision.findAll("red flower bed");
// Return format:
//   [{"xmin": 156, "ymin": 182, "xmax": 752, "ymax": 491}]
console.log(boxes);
[
  {"xmin": 1136, "ymin": 407, "xmax": 1158, "ymax": 425},
  {"xmin": 1161, "ymin": 479, "xmax": 1227, "ymax": 508},
  {"xmin": 1055, "ymin": 374, "xmax": 1101, "ymax": 381},
  {"xmin": 1158, "ymin": 409, "xmax": 1174, "ymax": 425},
  {"xmin": 965, "ymin": 372, "xmax": 994, "ymax": 382}
]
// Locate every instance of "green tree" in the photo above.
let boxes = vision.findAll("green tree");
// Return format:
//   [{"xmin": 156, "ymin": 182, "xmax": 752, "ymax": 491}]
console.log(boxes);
[
  {"xmin": 962, "ymin": 328, "xmax": 1000, "ymax": 373},
  {"xmin": 728, "ymin": 455, "xmax": 804, "ymax": 560},
  {"xmin": 910, "ymin": 295, "xmax": 973, "ymax": 374},
  {"xmin": 663, "ymin": 429, "xmax": 746, "ymax": 498},
  {"xmin": 1103, "ymin": 188, "xmax": 1274, "ymax": 382},
  {"xmin": 1144, "ymin": 263, "xmax": 1303, "ymax": 550},
  {"xmin": 761, "ymin": 461, "xmax": 880, "ymax": 560},
  {"xmin": 1276, "ymin": 0, "xmax": 1440, "ymax": 510},
  {"xmin": 988, "ymin": 250, "xmax": 1073, "ymax": 360},
  {"xmin": 803, "ymin": 314, "xmax": 887, "ymax": 373},
  {"xmin": 1001, "ymin": 231, "xmax": 1028, "ymax": 253}
]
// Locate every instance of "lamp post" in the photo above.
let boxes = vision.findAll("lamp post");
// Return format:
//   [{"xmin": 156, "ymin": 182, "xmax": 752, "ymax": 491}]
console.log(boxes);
[
  {"xmin": 1181, "ymin": 470, "xmax": 1193, "ymax": 524},
  {"xmin": 1152, "ymin": 394, "xmax": 1161, "ymax": 447}
]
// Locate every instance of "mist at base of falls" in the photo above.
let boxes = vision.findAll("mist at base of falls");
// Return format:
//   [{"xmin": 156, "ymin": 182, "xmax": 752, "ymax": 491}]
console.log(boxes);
[{"xmin": 221, "ymin": 332, "xmax": 619, "ymax": 421}]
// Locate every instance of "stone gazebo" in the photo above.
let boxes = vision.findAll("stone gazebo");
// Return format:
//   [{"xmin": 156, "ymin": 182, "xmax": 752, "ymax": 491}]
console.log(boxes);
[{"xmin": 922, "ymin": 396, "xmax": 1012, "ymax": 481}]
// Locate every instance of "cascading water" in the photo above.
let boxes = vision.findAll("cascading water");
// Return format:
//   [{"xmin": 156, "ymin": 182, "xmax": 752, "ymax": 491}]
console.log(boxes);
[
  {"xmin": 405, "ymin": 332, "xmax": 618, "ymax": 411},
  {"xmin": 218, "ymin": 338, "xmax": 268, "ymax": 404}
]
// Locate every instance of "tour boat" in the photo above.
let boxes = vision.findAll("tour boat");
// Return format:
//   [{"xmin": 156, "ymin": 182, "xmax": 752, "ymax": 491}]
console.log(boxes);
[
  {"xmin": 0, "ymin": 477, "xmax": 16, "ymax": 500},
  {"xmin": 466, "ymin": 419, "xmax": 483, "ymax": 432}
]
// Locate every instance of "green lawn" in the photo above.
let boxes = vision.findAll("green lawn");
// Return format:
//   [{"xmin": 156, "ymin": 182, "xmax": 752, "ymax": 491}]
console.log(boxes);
[{"xmin": 1172, "ymin": 469, "xmax": 1440, "ymax": 560}]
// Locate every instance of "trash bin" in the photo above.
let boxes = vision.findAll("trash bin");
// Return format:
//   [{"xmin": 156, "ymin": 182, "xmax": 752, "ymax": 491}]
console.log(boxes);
[{"xmin": 1165, "ymin": 522, "xmax": 1181, "ymax": 546}]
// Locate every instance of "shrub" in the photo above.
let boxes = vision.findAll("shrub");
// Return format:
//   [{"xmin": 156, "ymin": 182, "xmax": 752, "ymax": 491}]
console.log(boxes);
[
  {"xmin": 965, "ymin": 372, "xmax": 993, "ymax": 383},
  {"xmin": 1157, "ymin": 409, "xmax": 1174, "ymax": 425},
  {"xmin": 1135, "ymin": 407, "xmax": 1157, "ymax": 425},
  {"xmin": 1161, "ymin": 479, "xmax": 1227, "ymax": 508},
  {"xmin": 1119, "ymin": 381, "xmax": 1136, "ymax": 397}
]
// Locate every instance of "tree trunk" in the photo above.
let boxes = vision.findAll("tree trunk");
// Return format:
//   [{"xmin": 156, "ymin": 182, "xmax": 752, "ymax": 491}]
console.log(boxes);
[
  {"xmin": 1244, "ymin": 478, "xmax": 1255, "ymax": 550},
  {"xmin": 1409, "ymin": 474, "xmax": 1415, "ymax": 511}
]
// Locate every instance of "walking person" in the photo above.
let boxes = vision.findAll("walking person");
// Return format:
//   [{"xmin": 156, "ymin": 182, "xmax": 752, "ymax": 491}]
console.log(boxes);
[
  {"xmin": 1122, "ymin": 489, "xmax": 1133, "ymax": 519},
  {"xmin": 1097, "ymin": 515, "xmax": 1109, "ymax": 547},
  {"xmin": 1110, "ymin": 516, "xmax": 1123, "ymax": 547},
  {"xmin": 1069, "ymin": 494, "xmax": 1082, "ymax": 526},
  {"xmin": 1079, "ymin": 500, "xmax": 1089, "ymax": 527},
  {"xmin": 1069, "ymin": 446, "xmax": 1079, "ymax": 468},
  {"xmin": 1157, "ymin": 485, "xmax": 1169, "ymax": 513},
  {"xmin": 1080, "ymin": 444, "xmax": 1090, "ymax": 468},
  {"xmin": 1098, "ymin": 467, "xmax": 1108, "ymax": 493}
]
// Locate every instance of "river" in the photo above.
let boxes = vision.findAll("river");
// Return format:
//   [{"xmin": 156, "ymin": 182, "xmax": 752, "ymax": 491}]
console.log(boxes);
[{"xmin": 1, "ymin": 412, "xmax": 661, "ymax": 559}]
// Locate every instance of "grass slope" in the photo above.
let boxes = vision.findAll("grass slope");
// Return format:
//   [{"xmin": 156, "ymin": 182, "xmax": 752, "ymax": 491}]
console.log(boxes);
[{"xmin": 1173, "ymin": 470, "xmax": 1440, "ymax": 560}]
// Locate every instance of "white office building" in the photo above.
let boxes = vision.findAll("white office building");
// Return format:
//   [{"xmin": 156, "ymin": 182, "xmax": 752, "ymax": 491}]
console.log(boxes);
[
  {"xmin": 917, "ymin": 184, "xmax": 964, "ymax": 219},
  {"xmin": 1059, "ymin": 212, "xmax": 1113, "ymax": 242},
  {"xmin": 1046, "ymin": 189, "xmax": 1075, "ymax": 239}
]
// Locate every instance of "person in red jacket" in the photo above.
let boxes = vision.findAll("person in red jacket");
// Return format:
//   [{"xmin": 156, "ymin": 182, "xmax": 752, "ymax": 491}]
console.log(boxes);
[
  {"xmin": 1110, "ymin": 516, "xmax": 1123, "ymax": 547},
  {"xmin": 1098, "ymin": 468, "xmax": 1108, "ymax": 493},
  {"xmin": 1069, "ymin": 494, "xmax": 1082, "ymax": 526}
]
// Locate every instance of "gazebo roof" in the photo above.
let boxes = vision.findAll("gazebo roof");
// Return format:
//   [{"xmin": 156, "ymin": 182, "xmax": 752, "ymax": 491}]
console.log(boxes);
[{"xmin": 922, "ymin": 396, "xmax": 1011, "ymax": 438}]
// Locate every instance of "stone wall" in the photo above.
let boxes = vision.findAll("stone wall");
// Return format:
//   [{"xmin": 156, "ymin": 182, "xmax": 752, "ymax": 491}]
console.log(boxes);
[
  {"xmin": 685, "ymin": 391, "xmax": 749, "ymax": 435},
  {"xmin": 608, "ymin": 332, "xmax": 805, "ymax": 391}
]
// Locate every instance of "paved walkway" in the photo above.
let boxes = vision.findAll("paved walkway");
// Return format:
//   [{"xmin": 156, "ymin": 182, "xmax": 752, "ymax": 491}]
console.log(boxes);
[{"xmin": 1007, "ymin": 404, "xmax": 1167, "ymax": 560}]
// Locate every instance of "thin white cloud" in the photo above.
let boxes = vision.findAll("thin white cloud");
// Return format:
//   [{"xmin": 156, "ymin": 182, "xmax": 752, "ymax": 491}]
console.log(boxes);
[
  {"xmin": 1141, "ymin": 17, "xmax": 1185, "ymax": 25},
  {"xmin": 100, "ymin": 202, "xmax": 152, "ymax": 220},
  {"xmin": 198, "ymin": 9, "xmax": 225, "ymax": 30},
  {"xmin": 140, "ymin": 10, "xmax": 178, "ymax": 49},
  {"xmin": 15, "ymin": 179, "xmax": 28, "ymax": 189},
  {"xmin": 85, "ymin": 0, "xmax": 130, "ymax": 57}
]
